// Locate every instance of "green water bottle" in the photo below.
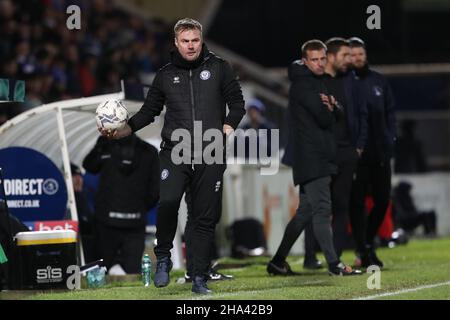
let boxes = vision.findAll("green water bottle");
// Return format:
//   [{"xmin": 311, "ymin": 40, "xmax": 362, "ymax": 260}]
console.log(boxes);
[{"xmin": 142, "ymin": 254, "xmax": 152, "ymax": 287}]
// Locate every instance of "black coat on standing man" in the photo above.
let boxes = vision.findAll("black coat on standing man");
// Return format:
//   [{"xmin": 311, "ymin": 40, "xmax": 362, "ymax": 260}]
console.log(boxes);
[{"xmin": 288, "ymin": 61, "xmax": 339, "ymax": 186}]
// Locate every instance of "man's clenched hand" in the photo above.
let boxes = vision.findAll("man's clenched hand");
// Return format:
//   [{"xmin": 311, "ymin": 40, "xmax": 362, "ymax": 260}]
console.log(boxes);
[{"xmin": 98, "ymin": 124, "xmax": 132, "ymax": 139}]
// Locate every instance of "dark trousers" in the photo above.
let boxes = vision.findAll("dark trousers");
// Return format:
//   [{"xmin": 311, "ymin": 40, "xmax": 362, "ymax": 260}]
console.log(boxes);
[
  {"xmin": 304, "ymin": 147, "xmax": 358, "ymax": 259},
  {"xmin": 95, "ymin": 222, "xmax": 145, "ymax": 274},
  {"xmin": 154, "ymin": 150, "xmax": 225, "ymax": 277},
  {"xmin": 350, "ymin": 160, "xmax": 391, "ymax": 254},
  {"xmin": 304, "ymin": 223, "xmax": 318, "ymax": 260},
  {"xmin": 331, "ymin": 147, "xmax": 359, "ymax": 257},
  {"xmin": 185, "ymin": 187, "xmax": 221, "ymax": 275},
  {"xmin": 274, "ymin": 176, "xmax": 339, "ymax": 265}
]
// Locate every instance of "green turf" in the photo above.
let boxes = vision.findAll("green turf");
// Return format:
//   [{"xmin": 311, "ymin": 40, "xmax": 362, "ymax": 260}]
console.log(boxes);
[
  {"xmin": 2, "ymin": 237, "xmax": 450, "ymax": 300},
  {"xmin": 376, "ymin": 284, "xmax": 450, "ymax": 300}
]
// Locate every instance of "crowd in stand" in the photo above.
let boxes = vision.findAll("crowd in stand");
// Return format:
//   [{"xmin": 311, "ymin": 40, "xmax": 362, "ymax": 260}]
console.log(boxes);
[{"xmin": 0, "ymin": 0, "xmax": 172, "ymax": 124}]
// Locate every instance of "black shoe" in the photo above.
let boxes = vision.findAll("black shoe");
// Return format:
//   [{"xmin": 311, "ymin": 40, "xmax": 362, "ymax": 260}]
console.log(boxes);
[
  {"xmin": 329, "ymin": 262, "xmax": 363, "ymax": 276},
  {"xmin": 356, "ymin": 249, "xmax": 384, "ymax": 269},
  {"xmin": 368, "ymin": 250, "xmax": 384, "ymax": 268},
  {"xmin": 207, "ymin": 268, "xmax": 234, "ymax": 281},
  {"xmin": 154, "ymin": 257, "xmax": 173, "ymax": 287},
  {"xmin": 303, "ymin": 258, "xmax": 324, "ymax": 270},
  {"xmin": 359, "ymin": 254, "xmax": 372, "ymax": 268},
  {"xmin": 267, "ymin": 260, "xmax": 301, "ymax": 276},
  {"xmin": 185, "ymin": 269, "xmax": 234, "ymax": 282},
  {"xmin": 192, "ymin": 276, "xmax": 212, "ymax": 294},
  {"xmin": 184, "ymin": 272, "xmax": 192, "ymax": 283}
]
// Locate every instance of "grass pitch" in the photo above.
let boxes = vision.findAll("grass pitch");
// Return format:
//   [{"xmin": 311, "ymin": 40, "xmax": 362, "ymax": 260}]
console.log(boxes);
[{"xmin": 2, "ymin": 237, "xmax": 450, "ymax": 300}]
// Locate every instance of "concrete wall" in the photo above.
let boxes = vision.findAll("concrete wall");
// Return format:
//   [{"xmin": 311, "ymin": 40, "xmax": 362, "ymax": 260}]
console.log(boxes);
[{"xmin": 221, "ymin": 169, "xmax": 450, "ymax": 256}]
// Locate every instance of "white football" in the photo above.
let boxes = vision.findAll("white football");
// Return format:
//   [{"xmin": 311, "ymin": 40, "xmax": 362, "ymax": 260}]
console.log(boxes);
[{"xmin": 96, "ymin": 100, "xmax": 129, "ymax": 130}]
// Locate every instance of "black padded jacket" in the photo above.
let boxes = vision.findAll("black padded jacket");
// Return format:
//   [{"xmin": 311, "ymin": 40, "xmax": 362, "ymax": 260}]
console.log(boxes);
[{"xmin": 128, "ymin": 44, "xmax": 245, "ymax": 150}]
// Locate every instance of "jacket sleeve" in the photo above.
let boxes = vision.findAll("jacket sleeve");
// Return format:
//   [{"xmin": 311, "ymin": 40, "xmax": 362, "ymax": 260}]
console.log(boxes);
[
  {"xmin": 384, "ymin": 78, "xmax": 397, "ymax": 142},
  {"xmin": 128, "ymin": 71, "xmax": 165, "ymax": 132},
  {"xmin": 221, "ymin": 61, "xmax": 246, "ymax": 129},
  {"xmin": 291, "ymin": 80, "xmax": 335, "ymax": 129},
  {"xmin": 82, "ymin": 136, "xmax": 109, "ymax": 174},
  {"xmin": 145, "ymin": 146, "xmax": 160, "ymax": 211}
]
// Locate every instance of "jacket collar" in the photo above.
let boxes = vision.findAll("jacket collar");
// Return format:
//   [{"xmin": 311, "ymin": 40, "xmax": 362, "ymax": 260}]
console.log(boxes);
[
  {"xmin": 288, "ymin": 61, "xmax": 325, "ymax": 81},
  {"xmin": 171, "ymin": 43, "xmax": 210, "ymax": 70}
]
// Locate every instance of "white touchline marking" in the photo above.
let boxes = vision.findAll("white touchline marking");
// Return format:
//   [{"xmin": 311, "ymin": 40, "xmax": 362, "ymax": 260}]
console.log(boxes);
[{"xmin": 353, "ymin": 281, "xmax": 450, "ymax": 300}]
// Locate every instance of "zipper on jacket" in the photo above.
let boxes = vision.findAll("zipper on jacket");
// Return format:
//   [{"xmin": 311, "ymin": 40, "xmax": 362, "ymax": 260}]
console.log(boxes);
[
  {"xmin": 188, "ymin": 56, "xmax": 210, "ymax": 167},
  {"xmin": 189, "ymin": 55, "xmax": 210, "ymax": 130},
  {"xmin": 189, "ymin": 70, "xmax": 195, "ymax": 128},
  {"xmin": 189, "ymin": 69, "xmax": 196, "ymax": 166}
]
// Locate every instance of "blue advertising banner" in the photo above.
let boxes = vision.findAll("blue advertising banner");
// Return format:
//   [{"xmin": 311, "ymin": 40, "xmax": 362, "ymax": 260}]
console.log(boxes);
[{"xmin": 0, "ymin": 147, "xmax": 67, "ymax": 221}]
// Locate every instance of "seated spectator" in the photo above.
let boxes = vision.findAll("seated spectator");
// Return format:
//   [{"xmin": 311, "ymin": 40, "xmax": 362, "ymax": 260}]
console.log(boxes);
[
  {"xmin": 234, "ymin": 98, "xmax": 276, "ymax": 160},
  {"xmin": 240, "ymin": 98, "xmax": 275, "ymax": 131}
]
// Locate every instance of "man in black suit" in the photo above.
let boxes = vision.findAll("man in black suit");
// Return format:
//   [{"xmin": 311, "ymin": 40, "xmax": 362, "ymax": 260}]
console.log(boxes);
[{"xmin": 267, "ymin": 40, "xmax": 360, "ymax": 276}]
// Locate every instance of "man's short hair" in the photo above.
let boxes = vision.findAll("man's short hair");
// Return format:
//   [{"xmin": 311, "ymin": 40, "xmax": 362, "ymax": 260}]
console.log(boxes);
[
  {"xmin": 174, "ymin": 18, "xmax": 203, "ymax": 37},
  {"xmin": 301, "ymin": 39, "xmax": 327, "ymax": 58},
  {"xmin": 325, "ymin": 37, "xmax": 350, "ymax": 55},
  {"xmin": 348, "ymin": 37, "xmax": 366, "ymax": 49}
]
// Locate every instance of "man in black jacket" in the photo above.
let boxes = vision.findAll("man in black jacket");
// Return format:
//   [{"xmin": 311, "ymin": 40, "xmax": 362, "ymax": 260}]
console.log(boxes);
[
  {"xmin": 267, "ymin": 40, "xmax": 360, "ymax": 276},
  {"xmin": 348, "ymin": 37, "xmax": 396, "ymax": 268},
  {"xmin": 105, "ymin": 18, "xmax": 245, "ymax": 294},
  {"xmin": 324, "ymin": 38, "xmax": 368, "ymax": 258},
  {"xmin": 83, "ymin": 134, "xmax": 159, "ymax": 274}
]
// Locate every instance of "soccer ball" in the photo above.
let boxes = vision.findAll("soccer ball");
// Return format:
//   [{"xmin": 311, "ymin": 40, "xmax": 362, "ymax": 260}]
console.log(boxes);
[{"xmin": 96, "ymin": 100, "xmax": 129, "ymax": 130}]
